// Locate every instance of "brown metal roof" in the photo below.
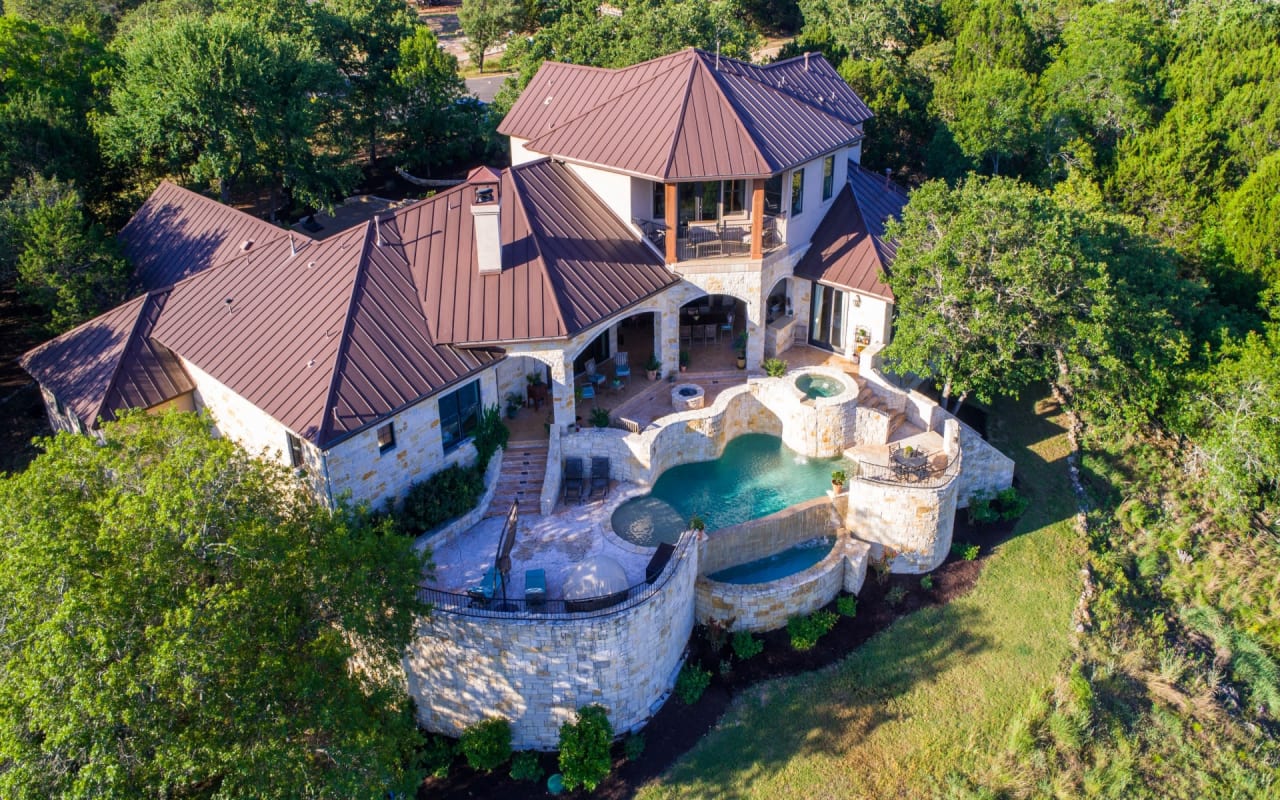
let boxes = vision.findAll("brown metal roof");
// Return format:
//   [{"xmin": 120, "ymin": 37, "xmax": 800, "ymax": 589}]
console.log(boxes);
[
  {"xmin": 795, "ymin": 165, "xmax": 909, "ymax": 300},
  {"xmin": 397, "ymin": 158, "xmax": 677, "ymax": 346},
  {"xmin": 502, "ymin": 49, "xmax": 872, "ymax": 180},
  {"xmin": 119, "ymin": 181, "xmax": 305, "ymax": 291},
  {"xmin": 20, "ymin": 291, "xmax": 194, "ymax": 428}
]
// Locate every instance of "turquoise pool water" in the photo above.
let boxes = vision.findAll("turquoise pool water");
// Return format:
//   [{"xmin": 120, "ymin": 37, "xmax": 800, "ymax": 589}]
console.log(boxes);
[
  {"xmin": 707, "ymin": 536, "xmax": 836, "ymax": 584},
  {"xmin": 795, "ymin": 372, "xmax": 846, "ymax": 399},
  {"xmin": 609, "ymin": 434, "xmax": 852, "ymax": 547}
]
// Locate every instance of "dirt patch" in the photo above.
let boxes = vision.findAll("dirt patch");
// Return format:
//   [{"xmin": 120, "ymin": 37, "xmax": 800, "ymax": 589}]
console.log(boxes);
[{"xmin": 419, "ymin": 514, "xmax": 1018, "ymax": 799}]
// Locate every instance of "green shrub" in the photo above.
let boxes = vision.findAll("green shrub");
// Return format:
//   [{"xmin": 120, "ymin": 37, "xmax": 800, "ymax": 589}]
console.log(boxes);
[
  {"xmin": 995, "ymin": 486, "xmax": 1030, "ymax": 520},
  {"xmin": 509, "ymin": 751, "xmax": 544, "ymax": 782},
  {"xmin": 787, "ymin": 610, "xmax": 838, "ymax": 651},
  {"xmin": 459, "ymin": 717, "xmax": 511, "ymax": 773},
  {"xmin": 763, "ymin": 357, "xmax": 788, "ymax": 377},
  {"xmin": 589, "ymin": 406, "xmax": 611, "ymax": 428},
  {"xmin": 968, "ymin": 487, "xmax": 1030, "ymax": 524},
  {"xmin": 400, "ymin": 464, "xmax": 485, "ymax": 533},
  {"xmin": 920, "ymin": 574, "xmax": 934, "ymax": 591},
  {"xmin": 421, "ymin": 734, "xmax": 456, "ymax": 779},
  {"xmin": 675, "ymin": 663, "xmax": 712, "ymax": 704},
  {"xmin": 472, "ymin": 404, "xmax": 509, "ymax": 471},
  {"xmin": 644, "ymin": 355, "xmax": 662, "ymax": 371},
  {"xmin": 688, "ymin": 513, "xmax": 706, "ymax": 531},
  {"xmin": 731, "ymin": 629, "xmax": 763, "ymax": 660},
  {"xmin": 836, "ymin": 595, "xmax": 858, "ymax": 617},
  {"xmin": 886, "ymin": 584, "xmax": 908, "ymax": 607},
  {"xmin": 624, "ymin": 732, "xmax": 646, "ymax": 761},
  {"xmin": 968, "ymin": 491, "xmax": 1002, "ymax": 525},
  {"xmin": 558, "ymin": 705, "xmax": 613, "ymax": 792},
  {"xmin": 951, "ymin": 541, "xmax": 980, "ymax": 561}
]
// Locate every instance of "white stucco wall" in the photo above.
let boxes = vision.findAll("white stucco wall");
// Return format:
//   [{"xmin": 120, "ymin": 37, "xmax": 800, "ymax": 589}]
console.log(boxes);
[
  {"xmin": 565, "ymin": 162, "xmax": 634, "ymax": 226},
  {"xmin": 508, "ymin": 136, "xmax": 541, "ymax": 166}
]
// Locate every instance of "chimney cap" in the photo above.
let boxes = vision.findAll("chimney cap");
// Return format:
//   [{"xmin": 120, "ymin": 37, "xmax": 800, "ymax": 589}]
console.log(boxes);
[{"xmin": 466, "ymin": 165, "xmax": 502, "ymax": 185}]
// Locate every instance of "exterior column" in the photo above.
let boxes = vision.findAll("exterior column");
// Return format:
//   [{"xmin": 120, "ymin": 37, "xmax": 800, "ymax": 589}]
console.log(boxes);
[
  {"xmin": 750, "ymin": 179, "xmax": 764, "ymax": 259},
  {"xmin": 664, "ymin": 183, "xmax": 677, "ymax": 263},
  {"xmin": 745, "ymin": 298, "xmax": 766, "ymax": 372},
  {"xmin": 548, "ymin": 353, "xmax": 576, "ymax": 431},
  {"xmin": 659, "ymin": 301, "xmax": 680, "ymax": 376}
]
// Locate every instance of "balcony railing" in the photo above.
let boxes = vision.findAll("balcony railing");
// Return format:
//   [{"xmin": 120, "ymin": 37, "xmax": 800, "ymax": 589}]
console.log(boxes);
[{"xmin": 634, "ymin": 215, "xmax": 783, "ymax": 261}]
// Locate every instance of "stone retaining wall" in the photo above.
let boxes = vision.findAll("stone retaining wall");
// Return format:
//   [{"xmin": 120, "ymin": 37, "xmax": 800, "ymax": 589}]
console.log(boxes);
[
  {"xmin": 846, "ymin": 470, "xmax": 959, "ymax": 573},
  {"xmin": 699, "ymin": 497, "xmax": 839, "ymax": 575},
  {"xmin": 412, "ymin": 449, "xmax": 504, "ymax": 550},
  {"xmin": 404, "ymin": 534, "xmax": 698, "ymax": 749}
]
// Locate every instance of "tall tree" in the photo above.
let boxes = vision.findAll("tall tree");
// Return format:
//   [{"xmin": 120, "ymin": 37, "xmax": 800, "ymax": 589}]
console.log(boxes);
[
  {"xmin": 931, "ymin": 66, "xmax": 1038, "ymax": 174},
  {"xmin": 797, "ymin": 0, "xmax": 932, "ymax": 63},
  {"xmin": 98, "ymin": 13, "xmax": 356, "ymax": 213},
  {"xmin": 392, "ymin": 27, "xmax": 487, "ymax": 175},
  {"xmin": 0, "ymin": 410, "xmax": 427, "ymax": 799},
  {"xmin": 459, "ymin": 0, "xmax": 519, "ymax": 72}
]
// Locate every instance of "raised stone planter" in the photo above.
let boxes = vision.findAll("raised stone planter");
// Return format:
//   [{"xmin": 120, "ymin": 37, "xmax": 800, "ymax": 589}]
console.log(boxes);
[{"xmin": 670, "ymin": 383, "xmax": 705, "ymax": 411}]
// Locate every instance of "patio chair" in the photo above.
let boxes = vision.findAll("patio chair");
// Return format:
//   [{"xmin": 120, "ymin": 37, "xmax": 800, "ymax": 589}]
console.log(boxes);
[
  {"xmin": 645, "ymin": 542, "xmax": 676, "ymax": 584},
  {"xmin": 679, "ymin": 325, "xmax": 692, "ymax": 346},
  {"xmin": 524, "ymin": 568, "xmax": 546, "ymax": 608},
  {"xmin": 701, "ymin": 323, "xmax": 718, "ymax": 345},
  {"xmin": 562, "ymin": 457, "xmax": 585, "ymax": 503},
  {"xmin": 690, "ymin": 325, "xmax": 705, "ymax": 345},
  {"xmin": 719, "ymin": 311, "xmax": 735, "ymax": 339},
  {"xmin": 614, "ymin": 351, "xmax": 631, "ymax": 386},
  {"xmin": 589, "ymin": 456, "xmax": 610, "ymax": 498},
  {"xmin": 466, "ymin": 567, "xmax": 502, "ymax": 606},
  {"xmin": 584, "ymin": 358, "xmax": 607, "ymax": 388}
]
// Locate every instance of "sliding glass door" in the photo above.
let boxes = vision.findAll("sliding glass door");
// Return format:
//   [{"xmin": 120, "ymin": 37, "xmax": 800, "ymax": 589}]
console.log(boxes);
[{"xmin": 809, "ymin": 284, "xmax": 846, "ymax": 352}]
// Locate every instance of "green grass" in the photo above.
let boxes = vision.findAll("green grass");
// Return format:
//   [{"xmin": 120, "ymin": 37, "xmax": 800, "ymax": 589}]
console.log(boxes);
[{"xmin": 638, "ymin": 393, "xmax": 1083, "ymax": 799}]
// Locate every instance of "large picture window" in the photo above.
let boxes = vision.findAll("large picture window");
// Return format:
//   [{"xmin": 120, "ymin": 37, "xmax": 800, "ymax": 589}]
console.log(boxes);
[
  {"xmin": 677, "ymin": 180, "xmax": 747, "ymax": 223},
  {"xmin": 791, "ymin": 168, "xmax": 805, "ymax": 216},
  {"xmin": 439, "ymin": 380, "xmax": 481, "ymax": 453}
]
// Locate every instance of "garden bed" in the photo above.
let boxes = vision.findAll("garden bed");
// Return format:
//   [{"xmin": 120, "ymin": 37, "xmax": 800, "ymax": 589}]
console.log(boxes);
[{"xmin": 419, "ymin": 512, "xmax": 1018, "ymax": 799}]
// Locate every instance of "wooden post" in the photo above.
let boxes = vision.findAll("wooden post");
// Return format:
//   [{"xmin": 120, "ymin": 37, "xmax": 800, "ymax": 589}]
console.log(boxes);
[
  {"xmin": 664, "ymin": 183, "xmax": 678, "ymax": 263},
  {"xmin": 750, "ymin": 179, "xmax": 765, "ymax": 259}
]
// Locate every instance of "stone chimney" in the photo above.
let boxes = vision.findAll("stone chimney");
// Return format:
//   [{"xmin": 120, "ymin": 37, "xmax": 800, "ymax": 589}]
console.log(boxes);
[{"xmin": 469, "ymin": 168, "xmax": 502, "ymax": 273}]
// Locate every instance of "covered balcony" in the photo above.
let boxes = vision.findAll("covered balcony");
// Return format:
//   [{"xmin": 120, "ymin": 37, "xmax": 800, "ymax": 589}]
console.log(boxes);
[{"xmin": 633, "ymin": 177, "xmax": 788, "ymax": 264}]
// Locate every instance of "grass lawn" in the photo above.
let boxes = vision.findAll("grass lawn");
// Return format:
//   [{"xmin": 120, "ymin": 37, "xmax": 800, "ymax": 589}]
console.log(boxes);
[{"xmin": 638, "ymin": 392, "xmax": 1083, "ymax": 799}]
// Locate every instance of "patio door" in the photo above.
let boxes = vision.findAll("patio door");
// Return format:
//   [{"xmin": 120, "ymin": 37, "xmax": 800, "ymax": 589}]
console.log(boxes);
[{"xmin": 809, "ymin": 284, "xmax": 846, "ymax": 352}]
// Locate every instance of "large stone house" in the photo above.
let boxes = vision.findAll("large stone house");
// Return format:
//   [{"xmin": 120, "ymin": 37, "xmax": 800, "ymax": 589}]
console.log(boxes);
[{"xmin": 21, "ymin": 48, "xmax": 906, "ymax": 508}]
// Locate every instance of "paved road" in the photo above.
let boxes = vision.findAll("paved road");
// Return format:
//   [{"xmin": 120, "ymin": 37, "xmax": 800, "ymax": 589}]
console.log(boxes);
[{"xmin": 465, "ymin": 73, "xmax": 513, "ymax": 104}]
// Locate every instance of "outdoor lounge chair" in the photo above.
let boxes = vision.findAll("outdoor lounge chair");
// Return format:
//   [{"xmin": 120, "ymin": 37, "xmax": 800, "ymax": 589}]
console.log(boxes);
[
  {"xmin": 614, "ymin": 351, "xmax": 630, "ymax": 386},
  {"xmin": 563, "ymin": 457, "xmax": 585, "ymax": 503},
  {"xmin": 524, "ymin": 568, "xmax": 546, "ymax": 608},
  {"xmin": 645, "ymin": 542, "xmax": 676, "ymax": 584},
  {"xmin": 466, "ymin": 566, "xmax": 502, "ymax": 605},
  {"xmin": 589, "ymin": 457, "xmax": 610, "ymax": 498},
  {"xmin": 584, "ymin": 358, "xmax": 607, "ymax": 388}
]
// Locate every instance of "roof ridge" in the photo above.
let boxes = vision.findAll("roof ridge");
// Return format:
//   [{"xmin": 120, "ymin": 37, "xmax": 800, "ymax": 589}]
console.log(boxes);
[
  {"xmin": 87, "ymin": 292, "xmax": 156, "ymax": 425},
  {"xmin": 317, "ymin": 222, "xmax": 376, "ymax": 444},
  {"xmin": 661, "ymin": 58, "xmax": 701, "ymax": 180},
  {"xmin": 504, "ymin": 166, "xmax": 570, "ymax": 338}
]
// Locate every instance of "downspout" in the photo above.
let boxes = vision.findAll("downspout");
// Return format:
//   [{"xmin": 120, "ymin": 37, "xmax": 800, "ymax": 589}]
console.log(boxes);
[{"xmin": 320, "ymin": 449, "xmax": 336, "ymax": 510}]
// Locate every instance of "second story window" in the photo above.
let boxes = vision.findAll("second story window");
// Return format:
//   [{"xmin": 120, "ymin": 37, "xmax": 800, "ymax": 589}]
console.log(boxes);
[
  {"xmin": 377, "ymin": 422, "xmax": 396, "ymax": 454},
  {"xmin": 286, "ymin": 432, "xmax": 305, "ymax": 468},
  {"xmin": 764, "ymin": 175, "xmax": 782, "ymax": 215},
  {"xmin": 791, "ymin": 168, "xmax": 805, "ymax": 217},
  {"xmin": 652, "ymin": 181, "xmax": 665, "ymax": 220},
  {"xmin": 822, "ymin": 155, "xmax": 835, "ymax": 201}
]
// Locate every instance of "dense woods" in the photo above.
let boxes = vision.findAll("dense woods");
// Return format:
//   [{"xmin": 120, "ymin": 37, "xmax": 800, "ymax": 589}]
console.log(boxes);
[{"xmin": 1, "ymin": 0, "xmax": 1279, "ymax": 795}]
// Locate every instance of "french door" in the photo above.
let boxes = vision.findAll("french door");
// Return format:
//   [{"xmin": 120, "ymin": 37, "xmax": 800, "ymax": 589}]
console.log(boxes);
[{"xmin": 809, "ymin": 284, "xmax": 846, "ymax": 352}]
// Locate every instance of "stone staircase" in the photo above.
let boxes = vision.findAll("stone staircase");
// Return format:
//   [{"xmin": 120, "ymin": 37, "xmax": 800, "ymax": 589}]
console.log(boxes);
[
  {"xmin": 857, "ymin": 385, "xmax": 907, "ymax": 438},
  {"xmin": 484, "ymin": 442, "xmax": 548, "ymax": 517}
]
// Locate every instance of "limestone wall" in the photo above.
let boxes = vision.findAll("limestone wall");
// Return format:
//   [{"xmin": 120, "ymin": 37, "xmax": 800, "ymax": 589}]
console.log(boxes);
[
  {"xmin": 953, "ymin": 421, "xmax": 1015, "ymax": 506},
  {"xmin": 404, "ymin": 534, "xmax": 698, "ymax": 749},
  {"xmin": 699, "ymin": 497, "xmax": 838, "ymax": 575},
  {"xmin": 846, "ymin": 472, "xmax": 959, "ymax": 573}
]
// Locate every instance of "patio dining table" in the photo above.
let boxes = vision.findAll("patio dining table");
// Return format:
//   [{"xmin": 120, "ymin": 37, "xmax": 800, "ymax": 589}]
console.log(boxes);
[{"xmin": 891, "ymin": 449, "xmax": 931, "ymax": 481}]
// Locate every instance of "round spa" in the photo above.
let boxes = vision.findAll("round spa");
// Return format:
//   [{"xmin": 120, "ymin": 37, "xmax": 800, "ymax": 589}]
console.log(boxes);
[
  {"xmin": 794, "ymin": 372, "xmax": 847, "ymax": 400},
  {"xmin": 609, "ymin": 434, "xmax": 852, "ymax": 547},
  {"xmin": 671, "ymin": 383, "xmax": 705, "ymax": 411}
]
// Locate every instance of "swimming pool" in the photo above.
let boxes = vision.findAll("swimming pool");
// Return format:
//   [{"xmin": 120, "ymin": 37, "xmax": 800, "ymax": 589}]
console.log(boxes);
[
  {"xmin": 706, "ymin": 536, "xmax": 836, "ymax": 584},
  {"xmin": 609, "ymin": 434, "xmax": 852, "ymax": 547}
]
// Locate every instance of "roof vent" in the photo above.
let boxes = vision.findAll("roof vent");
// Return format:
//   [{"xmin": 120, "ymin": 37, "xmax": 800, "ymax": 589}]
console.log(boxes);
[
  {"xmin": 307, "ymin": 260, "xmax": 317, "ymax": 269},
  {"xmin": 470, "ymin": 181, "xmax": 502, "ymax": 274},
  {"xmin": 883, "ymin": 167, "xmax": 892, "ymax": 188},
  {"xmin": 543, "ymin": 95, "xmax": 553, "ymax": 105},
  {"xmin": 289, "ymin": 233, "xmax": 298, "ymax": 257},
  {"xmin": 224, "ymin": 297, "xmax": 233, "ymax": 313},
  {"xmin": 240, "ymin": 240, "xmax": 253, "ymax": 252},
  {"xmin": 804, "ymin": 52, "xmax": 810, "ymax": 71}
]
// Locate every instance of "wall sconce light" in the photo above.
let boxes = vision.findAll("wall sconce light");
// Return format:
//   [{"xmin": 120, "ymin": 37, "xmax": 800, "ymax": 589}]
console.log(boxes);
[{"xmin": 852, "ymin": 294, "xmax": 861, "ymax": 307}]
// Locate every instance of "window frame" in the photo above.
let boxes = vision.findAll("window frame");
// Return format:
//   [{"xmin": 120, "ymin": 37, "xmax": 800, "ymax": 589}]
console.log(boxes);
[
  {"xmin": 791, "ymin": 168, "xmax": 805, "ymax": 216},
  {"xmin": 822, "ymin": 155, "xmax": 835, "ymax": 201},
  {"xmin": 439, "ymin": 380, "xmax": 482, "ymax": 455},
  {"xmin": 376, "ymin": 422, "xmax": 396, "ymax": 454},
  {"xmin": 286, "ymin": 432, "xmax": 305, "ymax": 468}
]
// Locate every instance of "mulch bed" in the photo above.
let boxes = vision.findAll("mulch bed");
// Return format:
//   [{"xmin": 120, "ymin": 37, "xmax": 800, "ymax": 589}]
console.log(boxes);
[{"xmin": 419, "ymin": 512, "xmax": 1019, "ymax": 800}]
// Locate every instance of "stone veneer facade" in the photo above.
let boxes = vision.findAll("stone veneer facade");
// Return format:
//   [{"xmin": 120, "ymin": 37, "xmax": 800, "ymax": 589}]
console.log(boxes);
[{"xmin": 404, "ymin": 534, "xmax": 698, "ymax": 750}]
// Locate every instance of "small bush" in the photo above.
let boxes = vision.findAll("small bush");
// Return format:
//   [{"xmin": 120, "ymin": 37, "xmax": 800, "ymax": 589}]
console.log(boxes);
[
  {"xmin": 509, "ymin": 751, "xmax": 544, "ymax": 782},
  {"xmin": 472, "ymin": 404, "xmax": 509, "ymax": 471},
  {"xmin": 920, "ymin": 574, "xmax": 934, "ymax": 591},
  {"xmin": 763, "ymin": 357, "xmax": 788, "ymax": 377},
  {"xmin": 400, "ymin": 465, "xmax": 485, "ymax": 533},
  {"xmin": 688, "ymin": 513, "xmax": 706, "ymax": 531},
  {"xmin": 732, "ymin": 630, "xmax": 763, "ymax": 660},
  {"xmin": 675, "ymin": 663, "xmax": 712, "ymax": 704},
  {"xmin": 968, "ymin": 487, "xmax": 1029, "ymax": 525},
  {"xmin": 967, "ymin": 492, "xmax": 1002, "ymax": 525},
  {"xmin": 589, "ymin": 406, "xmax": 611, "ymax": 428},
  {"xmin": 719, "ymin": 658, "xmax": 733, "ymax": 677},
  {"xmin": 558, "ymin": 705, "xmax": 613, "ymax": 792},
  {"xmin": 624, "ymin": 732, "xmax": 646, "ymax": 761},
  {"xmin": 950, "ymin": 541, "xmax": 980, "ymax": 561},
  {"xmin": 886, "ymin": 584, "xmax": 908, "ymax": 607},
  {"xmin": 421, "ymin": 734, "xmax": 456, "ymax": 779},
  {"xmin": 459, "ymin": 717, "xmax": 511, "ymax": 773},
  {"xmin": 702, "ymin": 618, "xmax": 733, "ymax": 653},
  {"xmin": 787, "ymin": 610, "xmax": 837, "ymax": 651},
  {"xmin": 836, "ymin": 595, "xmax": 858, "ymax": 617},
  {"xmin": 995, "ymin": 486, "xmax": 1030, "ymax": 520}
]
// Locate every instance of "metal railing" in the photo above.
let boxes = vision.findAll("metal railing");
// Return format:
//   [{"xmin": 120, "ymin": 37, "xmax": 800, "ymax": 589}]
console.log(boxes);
[
  {"xmin": 416, "ymin": 534, "xmax": 692, "ymax": 620},
  {"xmin": 854, "ymin": 454, "xmax": 960, "ymax": 489},
  {"xmin": 635, "ymin": 216, "xmax": 783, "ymax": 261}
]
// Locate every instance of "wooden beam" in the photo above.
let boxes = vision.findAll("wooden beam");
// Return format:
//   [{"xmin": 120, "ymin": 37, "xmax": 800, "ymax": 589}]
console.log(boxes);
[
  {"xmin": 664, "ymin": 183, "xmax": 678, "ymax": 263},
  {"xmin": 750, "ymin": 179, "xmax": 765, "ymax": 259}
]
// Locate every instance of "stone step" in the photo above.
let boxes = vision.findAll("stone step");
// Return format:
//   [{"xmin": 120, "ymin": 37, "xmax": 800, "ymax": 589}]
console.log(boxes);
[{"xmin": 484, "ymin": 444, "xmax": 549, "ymax": 517}]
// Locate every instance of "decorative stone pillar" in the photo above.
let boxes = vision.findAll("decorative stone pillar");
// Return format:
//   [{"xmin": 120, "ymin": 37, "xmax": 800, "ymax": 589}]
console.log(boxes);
[
  {"xmin": 745, "ymin": 298, "xmax": 766, "ymax": 372},
  {"xmin": 548, "ymin": 352, "xmax": 576, "ymax": 430},
  {"xmin": 659, "ymin": 301, "xmax": 680, "ymax": 376}
]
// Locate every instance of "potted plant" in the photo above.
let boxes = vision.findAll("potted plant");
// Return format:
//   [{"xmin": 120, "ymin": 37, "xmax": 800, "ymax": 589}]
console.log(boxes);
[
  {"xmin": 688, "ymin": 513, "xmax": 706, "ymax": 532},
  {"xmin": 679, "ymin": 349, "xmax": 690, "ymax": 372},
  {"xmin": 644, "ymin": 355, "xmax": 661, "ymax": 381},
  {"xmin": 831, "ymin": 469, "xmax": 847, "ymax": 493},
  {"xmin": 526, "ymin": 371, "xmax": 544, "ymax": 386},
  {"xmin": 733, "ymin": 331, "xmax": 748, "ymax": 369},
  {"xmin": 504, "ymin": 391, "xmax": 523, "ymax": 419},
  {"xmin": 589, "ymin": 407, "xmax": 611, "ymax": 428}
]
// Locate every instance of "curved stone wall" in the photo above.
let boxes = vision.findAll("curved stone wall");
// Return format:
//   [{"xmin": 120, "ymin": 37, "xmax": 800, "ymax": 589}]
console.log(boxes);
[
  {"xmin": 403, "ymin": 534, "xmax": 698, "ymax": 749},
  {"xmin": 845, "ymin": 472, "xmax": 959, "ymax": 573}
]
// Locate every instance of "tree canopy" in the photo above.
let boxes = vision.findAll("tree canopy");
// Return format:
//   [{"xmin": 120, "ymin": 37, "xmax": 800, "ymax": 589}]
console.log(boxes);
[{"xmin": 0, "ymin": 410, "xmax": 427, "ymax": 798}]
